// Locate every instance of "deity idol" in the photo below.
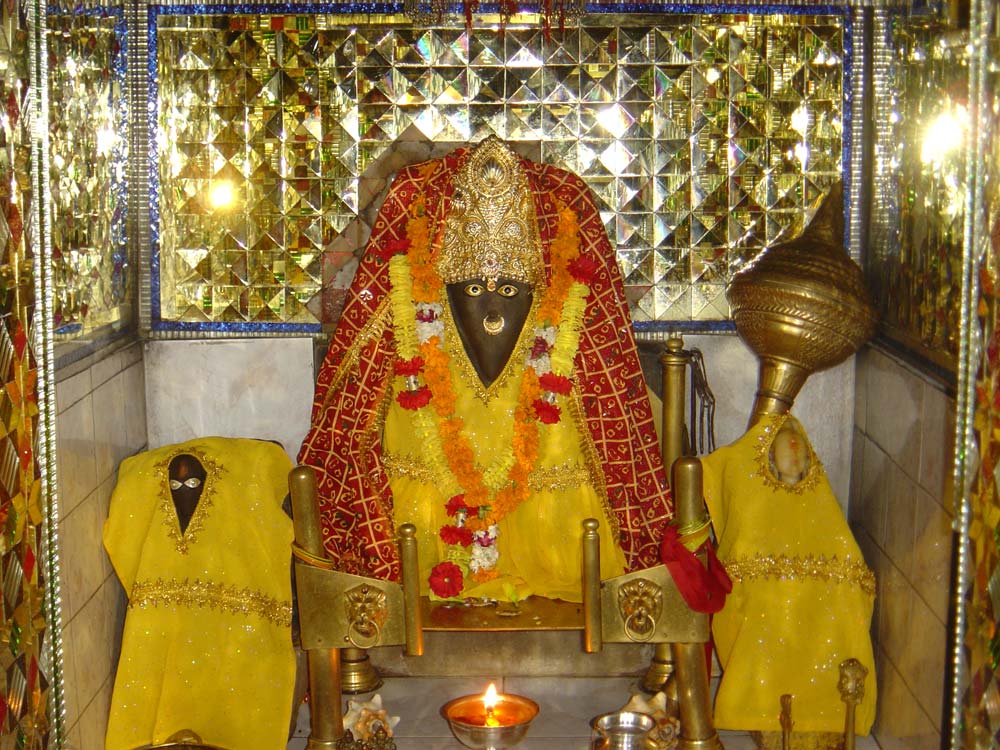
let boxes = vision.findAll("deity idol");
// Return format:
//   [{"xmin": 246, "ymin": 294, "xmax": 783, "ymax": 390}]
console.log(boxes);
[{"xmin": 298, "ymin": 137, "xmax": 673, "ymax": 601}]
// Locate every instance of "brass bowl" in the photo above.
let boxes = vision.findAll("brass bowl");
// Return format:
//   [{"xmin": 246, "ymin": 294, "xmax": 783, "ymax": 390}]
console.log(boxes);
[{"xmin": 441, "ymin": 692, "xmax": 539, "ymax": 750}]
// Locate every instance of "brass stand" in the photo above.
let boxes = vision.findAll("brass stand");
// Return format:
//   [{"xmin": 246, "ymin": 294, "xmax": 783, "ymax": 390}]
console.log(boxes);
[
  {"xmin": 838, "ymin": 659, "xmax": 868, "ymax": 750},
  {"xmin": 341, "ymin": 647, "xmax": 382, "ymax": 695},
  {"xmin": 641, "ymin": 336, "xmax": 688, "ymax": 694},
  {"xmin": 289, "ymin": 466, "xmax": 345, "ymax": 748}
]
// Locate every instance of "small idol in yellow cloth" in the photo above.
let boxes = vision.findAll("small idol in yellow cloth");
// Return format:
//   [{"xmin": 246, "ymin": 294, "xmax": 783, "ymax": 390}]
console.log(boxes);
[
  {"xmin": 103, "ymin": 437, "xmax": 296, "ymax": 750},
  {"xmin": 700, "ymin": 414, "xmax": 876, "ymax": 742}
]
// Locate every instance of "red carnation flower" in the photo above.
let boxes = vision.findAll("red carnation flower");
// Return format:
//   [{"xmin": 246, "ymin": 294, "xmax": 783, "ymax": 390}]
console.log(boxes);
[
  {"xmin": 567, "ymin": 254, "xmax": 600, "ymax": 284},
  {"xmin": 445, "ymin": 494, "xmax": 469, "ymax": 517},
  {"xmin": 439, "ymin": 525, "xmax": 474, "ymax": 547},
  {"xmin": 397, "ymin": 385, "xmax": 432, "ymax": 410},
  {"xmin": 394, "ymin": 356, "xmax": 425, "ymax": 377},
  {"xmin": 429, "ymin": 561, "xmax": 464, "ymax": 598},
  {"xmin": 539, "ymin": 372, "xmax": 572, "ymax": 395},
  {"xmin": 371, "ymin": 237, "xmax": 411, "ymax": 263},
  {"xmin": 534, "ymin": 398, "xmax": 561, "ymax": 424}
]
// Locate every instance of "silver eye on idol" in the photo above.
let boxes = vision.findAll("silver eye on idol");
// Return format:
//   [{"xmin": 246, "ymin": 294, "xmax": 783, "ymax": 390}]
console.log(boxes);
[{"xmin": 169, "ymin": 477, "xmax": 203, "ymax": 490}]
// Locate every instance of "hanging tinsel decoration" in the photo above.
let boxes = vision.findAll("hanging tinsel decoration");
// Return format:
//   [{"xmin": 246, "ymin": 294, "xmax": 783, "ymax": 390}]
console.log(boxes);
[{"xmin": 402, "ymin": 0, "xmax": 583, "ymax": 35}]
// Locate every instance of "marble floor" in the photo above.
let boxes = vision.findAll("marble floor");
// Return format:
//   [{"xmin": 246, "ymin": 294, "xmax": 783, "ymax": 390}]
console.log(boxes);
[{"xmin": 286, "ymin": 676, "xmax": 881, "ymax": 750}]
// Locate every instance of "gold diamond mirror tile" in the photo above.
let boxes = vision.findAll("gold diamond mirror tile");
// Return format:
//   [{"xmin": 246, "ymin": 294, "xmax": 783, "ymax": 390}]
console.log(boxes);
[
  {"xmin": 152, "ymin": 12, "xmax": 844, "ymax": 335},
  {"xmin": 48, "ymin": 12, "xmax": 130, "ymax": 341},
  {"xmin": 869, "ymin": 15, "xmax": 967, "ymax": 370}
]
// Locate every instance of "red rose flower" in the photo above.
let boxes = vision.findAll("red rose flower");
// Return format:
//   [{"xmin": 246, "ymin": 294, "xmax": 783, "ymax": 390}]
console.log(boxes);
[
  {"xmin": 539, "ymin": 372, "xmax": 572, "ymax": 395},
  {"xmin": 567, "ymin": 254, "xmax": 600, "ymax": 284},
  {"xmin": 530, "ymin": 336, "xmax": 553, "ymax": 359},
  {"xmin": 429, "ymin": 561, "xmax": 464, "ymax": 598},
  {"xmin": 439, "ymin": 525, "xmax": 474, "ymax": 547},
  {"xmin": 534, "ymin": 398, "xmax": 561, "ymax": 424},
  {"xmin": 397, "ymin": 385, "xmax": 432, "ymax": 410},
  {"xmin": 416, "ymin": 307, "xmax": 438, "ymax": 323},
  {"xmin": 371, "ymin": 237, "xmax": 411, "ymax": 263},
  {"xmin": 445, "ymin": 494, "xmax": 469, "ymax": 517},
  {"xmin": 394, "ymin": 356, "xmax": 425, "ymax": 377}
]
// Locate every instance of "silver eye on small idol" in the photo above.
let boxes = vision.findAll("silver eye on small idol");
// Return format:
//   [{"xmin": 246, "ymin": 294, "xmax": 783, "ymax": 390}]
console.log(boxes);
[
  {"xmin": 464, "ymin": 283, "xmax": 485, "ymax": 297},
  {"xmin": 169, "ymin": 477, "xmax": 203, "ymax": 490},
  {"xmin": 497, "ymin": 284, "xmax": 519, "ymax": 298}
]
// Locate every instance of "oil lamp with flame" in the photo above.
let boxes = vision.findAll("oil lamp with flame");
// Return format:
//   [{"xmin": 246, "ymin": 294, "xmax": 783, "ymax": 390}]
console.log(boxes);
[{"xmin": 441, "ymin": 683, "xmax": 539, "ymax": 749}]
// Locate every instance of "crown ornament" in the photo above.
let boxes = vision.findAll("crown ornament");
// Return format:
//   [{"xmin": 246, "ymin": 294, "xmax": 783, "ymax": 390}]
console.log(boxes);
[{"xmin": 437, "ymin": 137, "xmax": 544, "ymax": 288}]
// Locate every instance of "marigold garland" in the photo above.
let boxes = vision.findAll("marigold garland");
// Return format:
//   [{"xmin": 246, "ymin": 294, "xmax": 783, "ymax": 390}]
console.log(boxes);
[{"xmin": 389, "ymin": 188, "xmax": 590, "ymax": 597}]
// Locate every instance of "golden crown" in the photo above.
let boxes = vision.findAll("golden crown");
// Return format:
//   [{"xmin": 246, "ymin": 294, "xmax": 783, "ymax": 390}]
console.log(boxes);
[{"xmin": 437, "ymin": 137, "xmax": 544, "ymax": 288}]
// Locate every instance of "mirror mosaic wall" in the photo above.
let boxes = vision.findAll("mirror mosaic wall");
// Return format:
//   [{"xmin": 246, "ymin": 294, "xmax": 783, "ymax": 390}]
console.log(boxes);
[
  {"xmin": 48, "ymin": 10, "xmax": 129, "ymax": 342},
  {"xmin": 149, "ymin": 10, "xmax": 846, "ymax": 336},
  {"xmin": 869, "ymin": 12, "xmax": 968, "ymax": 372}
]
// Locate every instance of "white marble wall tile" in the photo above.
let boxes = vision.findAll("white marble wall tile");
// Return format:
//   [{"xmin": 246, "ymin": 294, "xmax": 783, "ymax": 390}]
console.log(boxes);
[
  {"xmin": 879, "ymin": 560, "xmax": 914, "ymax": 674},
  {"xmin": 59, "ymin": 485, "xmax": 111, "ymax": 624},
  {"xmin": 78, "ymin": 674, "xmax": 113, "ymax": 750},
  {"xmin": 911, "ymin": 487, "xmax": 953, "ymax": 624},
  {"xmin": 899, "ymin": 594, "xmax": 946, "ymax": 731},
  {"xmin": 90, "ymin": 346, "xmax": 131, "ymax": 391},
  {"xmin": 864, "ymin": 349, "xmax": 924, "ymax": 472},
  {"xmin": 918, "ymin": 381, "xmax": 955, "ymax": 505},
  {"xmin": 68, "ymin": 577, "xmax": 118, "ymax": 723},
  {"xmin": 884, "ymin": 462, "xmax": 918, "ymax": 579},
  {"xmin": 91, "ymin": 371, "xmax": 129, "ymax": 485},
  {"xmin": 144, "ymin": 338, "xmax": 314, "ymax": 461},
  {"xmin": 860, "ymin": 437, "xmax": 889, "ymax": 550},
  {"xmin": 60, "ymin": 614, "xmax": 82, "ymax": 736},
  {"xmin": 854, "ymin": 348, "xmax": 869, "ymax": 433},
  {"xmin": 874, "ymin": 656, "xmax": 939, "ymax": 750},
  {"xmin": 56, "ymin": 369, "xmax": 92, "ymax": 413},
  {"xmin": 65, "ymin": 725, "xmax": 83, "ymax": 750},
  {"xmin": 849, "ymin": 428, "xmax": 865, "ymax": 525},
  {"xmin": 122, "ymin": 361, "xmax": 148, "ymax": 458},
  {"xmin": 56, "ymin": 395, "xmax": 98, "ymax": 521}
]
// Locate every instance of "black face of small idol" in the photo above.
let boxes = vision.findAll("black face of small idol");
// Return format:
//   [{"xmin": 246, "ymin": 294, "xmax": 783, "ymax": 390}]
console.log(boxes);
[
  {"xmin": 168, "ymin": 453, "xmax": 208, "ymax": 533},
  {"xmin": 446, "ymin": 277, "xmax": 533, "ymax": 388}
]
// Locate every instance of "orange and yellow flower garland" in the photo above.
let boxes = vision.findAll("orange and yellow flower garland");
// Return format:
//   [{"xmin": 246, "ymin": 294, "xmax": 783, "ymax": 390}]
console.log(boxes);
[{"xmin": 386, "ymin": 194, "xmax": 595, "ymax": 597}]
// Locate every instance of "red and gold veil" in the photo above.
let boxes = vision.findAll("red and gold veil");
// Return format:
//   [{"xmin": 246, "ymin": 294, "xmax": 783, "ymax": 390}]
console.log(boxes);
[{"xmin": 298, "ymin": 140, "xmax": 673, "ymax": 583}]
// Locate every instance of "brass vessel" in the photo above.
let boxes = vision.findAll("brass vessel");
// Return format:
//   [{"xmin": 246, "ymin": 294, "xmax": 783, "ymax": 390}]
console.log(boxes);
[{"xmin": 727, "ymin": 184, "xmax": 877, "ymax": 423}]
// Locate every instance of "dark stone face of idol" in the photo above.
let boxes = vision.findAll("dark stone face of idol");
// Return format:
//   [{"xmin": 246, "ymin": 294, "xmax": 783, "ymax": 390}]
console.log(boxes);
[
  {"xmin": 168, "ymin": 453, "xmax": 207, "ymax": 533},
  {"xmin": 446, "ymin": 277, "xmax": 533, "ymax": 388}
]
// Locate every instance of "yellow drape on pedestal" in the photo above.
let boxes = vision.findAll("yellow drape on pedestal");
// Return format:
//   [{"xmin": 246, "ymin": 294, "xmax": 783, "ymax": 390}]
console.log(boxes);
[
  {"xmin": 103, "ymin": 437, "xmax": 295, "ymax": 750},
  {"xmin": 701, "ymin": 415, "xmax": 876, "ymax": 735}
]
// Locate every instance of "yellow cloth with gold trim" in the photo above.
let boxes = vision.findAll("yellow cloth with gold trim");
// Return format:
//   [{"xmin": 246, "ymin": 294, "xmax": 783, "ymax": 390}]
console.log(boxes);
[
  {"xmin": 103, "ymin": 437, "xmax": 295, "ymax": 750},
  {"xmin": 701, "ymin": 414, "xmax": 876, "ymax": 735},
  {"xmin": 384, "ymin": 305, "xmax": 627, "ymax": 601}
]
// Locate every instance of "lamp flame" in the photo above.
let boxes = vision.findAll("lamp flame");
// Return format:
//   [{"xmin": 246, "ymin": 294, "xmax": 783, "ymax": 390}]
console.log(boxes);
[{"xmin": 483, "ymin": 683, "xmax": 499, "ymax": 710}]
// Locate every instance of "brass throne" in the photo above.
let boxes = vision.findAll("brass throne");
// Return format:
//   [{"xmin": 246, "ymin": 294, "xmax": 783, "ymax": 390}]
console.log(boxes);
[{"xmin": 289, "ymin": 336, "xmax": 721, "ymax": 750}]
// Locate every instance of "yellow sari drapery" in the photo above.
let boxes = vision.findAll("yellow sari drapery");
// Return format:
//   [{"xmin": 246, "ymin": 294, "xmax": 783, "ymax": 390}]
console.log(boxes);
[
  {"xmin": 103, "ymin": 437, "xmax": 295, "ymax": 750},
  {"xmin": 385, "ymin": 308, "xmax": 626, "ymax": 602},
  {"xmin": 701, "ymin": 415, "xmax": 876, "ymax": 735}
]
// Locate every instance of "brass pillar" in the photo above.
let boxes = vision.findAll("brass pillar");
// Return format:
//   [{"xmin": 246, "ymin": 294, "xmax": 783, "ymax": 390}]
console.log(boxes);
[
  {"xmin": 399, "ymin": 524, "xmax": 424, "ymax": 657},
  {"xmin": 670, "ymin": 458, "xmax": 721, "ymax": 750},
  {"xmin": 642, "ymin": 336, "xmax": 688, "ymax": 693},
  {"xmin": 289, "ymin": 466, "xmax": 344, "ymax": 748},
  {"xmin": 582, "ymin": 518, "xmax": 603, "ymax": 653}
]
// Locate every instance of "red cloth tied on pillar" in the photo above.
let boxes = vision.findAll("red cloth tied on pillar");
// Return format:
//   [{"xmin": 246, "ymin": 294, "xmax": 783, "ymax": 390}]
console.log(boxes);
[{"xmin": 659, "ymin": 524, "xmax": 732, "ymax": 614}]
